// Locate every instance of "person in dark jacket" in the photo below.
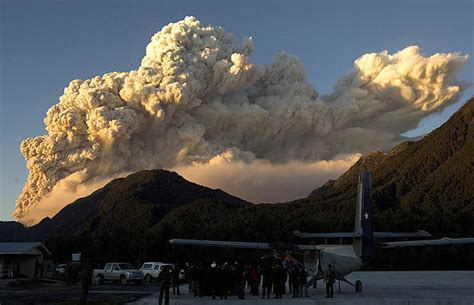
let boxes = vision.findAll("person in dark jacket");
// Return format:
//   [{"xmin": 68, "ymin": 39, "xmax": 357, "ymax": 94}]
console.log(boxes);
[
  {"xmin": 289, "ymin": 266, "xmax": 300, "ymax": 298},
  {"xmin": 299, "ymin": 267, "xmax": 308, "ymax": 297},
  {"xmin": 172, "ymin": 265, "xmax": 181, "ymax": 295},
  {"xmin": 208, "ymin": 262, "xmax": 219, "ymax": 299},
  {"xmin": 196, "ymin": 265, "xmax": 204, "ymax": 297},
  {"xmin": 220, "ymin": 263, "xmax": 232, "ymax": 299},
  {"xmin": 243, "ymin": 265, "xmax": 250, "ymax": 289},
  {"xmin": 158, "ymin": 266, "xmax": 172, "ymax": 305},
  {"xmin": 261, "ymin": 264, "xmax": 273, "ymax": 299},
  {"xmin": 249, "ymin": 265, "xmax": 261, "ymax": 296},
  {"xmin": 324, "ymin": 264, "xmax": 336, "ymax": 298},
  {"xmin": 231, "ymin": 262, "xmax": 245, "ymax": 299},
  {"xmin": 66, "ymin": 263, "xmax": 73, "ymax": 286},
  {"xmin": 80, "ymin": 264, "xmax": 92, "ymax": 304},
  {"xmin": 188, "ymin": 264, "xmax": 199, "ymax": 297},
  {"xmin": 274, "ymin": 264, "xmax": 286, "ymax": 299}
]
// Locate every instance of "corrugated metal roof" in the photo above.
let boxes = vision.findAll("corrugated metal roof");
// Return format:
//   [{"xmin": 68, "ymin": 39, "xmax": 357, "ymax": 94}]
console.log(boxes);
[{"xmin": 0, "ymin": 242, "xmax": 51, "ymax": 255}]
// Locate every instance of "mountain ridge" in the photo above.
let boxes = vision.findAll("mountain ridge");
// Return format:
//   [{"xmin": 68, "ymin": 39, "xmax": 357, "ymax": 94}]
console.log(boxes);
[{"xmin": 1, "ymin": 169, "xmax": 249, "ymax": 242}]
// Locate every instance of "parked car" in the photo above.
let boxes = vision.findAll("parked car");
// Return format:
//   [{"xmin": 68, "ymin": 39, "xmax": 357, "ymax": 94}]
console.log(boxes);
[
  {"xmin": 55, "ymin": 264, "xmax": 67, "ymax": 274},
  {"xmin": 140, "ymin": 262, "xmax": 174, "ymax": 282},
  {"xmin": 93, "ymin": 263, "xmax": 143, "ymax": 285}
]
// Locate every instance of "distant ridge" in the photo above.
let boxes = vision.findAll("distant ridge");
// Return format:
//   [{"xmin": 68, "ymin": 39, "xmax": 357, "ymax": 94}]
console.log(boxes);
[{"xmin": 1, "ymin": 169, "xmax": 248, "ymax": 241}]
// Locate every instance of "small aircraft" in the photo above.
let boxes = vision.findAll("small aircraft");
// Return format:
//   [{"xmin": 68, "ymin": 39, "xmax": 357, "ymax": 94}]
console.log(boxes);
[{"xmin": 169, "ymin": 172, "xmax": 474, "ymax": 293}]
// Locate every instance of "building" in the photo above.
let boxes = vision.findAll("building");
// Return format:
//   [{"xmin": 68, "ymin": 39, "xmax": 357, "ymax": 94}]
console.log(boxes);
[{"xmin": 0, "ymin": 242, "xmax": 51, "ymax": 278}]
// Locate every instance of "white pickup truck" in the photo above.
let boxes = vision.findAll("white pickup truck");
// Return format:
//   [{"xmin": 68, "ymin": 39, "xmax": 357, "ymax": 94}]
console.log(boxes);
[
  {"xmin": 140, "ymin": 262, "xmax": 174, "ymax": 282},
  {"xmin": 93, "ymin": 263, "xmax": 143, "ymax": 285}
]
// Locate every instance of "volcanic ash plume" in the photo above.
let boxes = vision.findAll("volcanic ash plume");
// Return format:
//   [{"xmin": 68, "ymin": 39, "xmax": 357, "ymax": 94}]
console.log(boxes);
[{"xmin": 14, "ymin": 16, "xmax": 469, "ymax": 223}]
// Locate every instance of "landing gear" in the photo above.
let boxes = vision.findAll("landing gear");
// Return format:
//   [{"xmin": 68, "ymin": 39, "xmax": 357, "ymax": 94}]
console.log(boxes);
[{"xmin": 341, "ymin": 277, "xmax": 363, "ymax": 293}]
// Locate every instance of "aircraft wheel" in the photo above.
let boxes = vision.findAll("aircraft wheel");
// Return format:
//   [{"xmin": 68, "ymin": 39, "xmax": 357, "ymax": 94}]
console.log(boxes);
[{"xmin": 355, "ymin": 280, "xmax": 362, "ymax": 293}]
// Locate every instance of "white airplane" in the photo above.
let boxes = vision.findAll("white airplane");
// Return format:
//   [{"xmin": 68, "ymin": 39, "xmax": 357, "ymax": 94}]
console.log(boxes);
[{"xmin": 169, "ymin": 172, "xmax": 474, "ymax": 293}]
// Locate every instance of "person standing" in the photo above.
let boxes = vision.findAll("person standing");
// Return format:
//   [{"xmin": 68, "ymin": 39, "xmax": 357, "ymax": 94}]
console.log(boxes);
[
  {"xmin": 289, "ymin": 267, "xmax": 300, "ymax": 298},
  {"xmin": 66, "ymin": 263, "xmax": 73, "ymax": 286},
  {"xmin": 80, "ymin": 264, "xmax": 92, "ymax": 304},
  {"xmin": 221, "ymin": 263, "xmax": 231, "ymax": 299},
  {"xmin": 324, "ymin": 264, "xmax": 336, "ymax": 298},
  {"xmin": 249, "ymin": 265, "xmax": 260, "ymax": 296},
  {"xmin": 172, "ymin": 265, "xmax": 181, "ymax": 295},
  {"xmin": 208, "ymin": 262, "xmax": 219, "ymax": 299},
  {"xmin": 274, "ymin": 264, "xmax": 285, "ymax": 299},
  {"xmin": 261, "ymin": 265, "xmax": 272, "ymax": 299},
  {"xmin": 299, "ymin": 267, "xmax": 308, "ymax": 297},
  {"xmin": 158, "ymin": 266, "xmax": 172, "ymax": 305},
  {"xmin": 232, "ymin": 262, "xmax": 245, "ymax": 299},
  {"xmin": 196, "ymin": 264, "xmax": 203, "ymax": 297},
  {"xmin": 188, "ymin": 264, "xmax": 199, "ymax": 298}
]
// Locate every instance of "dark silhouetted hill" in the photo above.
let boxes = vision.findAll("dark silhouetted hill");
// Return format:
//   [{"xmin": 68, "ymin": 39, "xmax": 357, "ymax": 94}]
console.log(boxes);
[
  {"xmin": 14, "ymin": 169, "xmax": 248, "ymax": 240},
  {"xmin": 0, "ymin": 221, "xmax": 30, "ymax": 242}
]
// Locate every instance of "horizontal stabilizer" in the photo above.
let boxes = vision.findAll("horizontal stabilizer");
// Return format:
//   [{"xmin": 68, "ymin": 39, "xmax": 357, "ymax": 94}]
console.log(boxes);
[
  {"xmin": 382, "ymin": 237, "xmax": 474, "ymax": 248},
  {"xmin": 374, "ymin": 230, "xmax": 432, "ymax": 238},
  {"xmin": 294, "ymin": 231, "xmax": 361, "ymax": 238}
]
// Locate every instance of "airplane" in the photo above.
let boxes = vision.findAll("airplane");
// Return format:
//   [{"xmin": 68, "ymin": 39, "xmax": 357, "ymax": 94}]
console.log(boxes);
[{"xmin": 169, "ymin": 172, "xmax": 474, "ymax": 293}]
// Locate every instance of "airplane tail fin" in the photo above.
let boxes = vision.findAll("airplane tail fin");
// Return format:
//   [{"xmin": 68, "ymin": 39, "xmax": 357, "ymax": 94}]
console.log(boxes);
[
  {"xmin": 295, "ymin": 171, "xmax": 435, "ymax": 263},
  {"xmin": 354, "ymin": 172, "xmax": 374, "ymax": 263}
]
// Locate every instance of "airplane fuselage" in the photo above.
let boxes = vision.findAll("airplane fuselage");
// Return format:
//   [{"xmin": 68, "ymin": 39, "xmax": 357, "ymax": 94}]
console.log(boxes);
[{"xmin": 307, "ymin": 245, "xmax": 363, "ymax": 276}]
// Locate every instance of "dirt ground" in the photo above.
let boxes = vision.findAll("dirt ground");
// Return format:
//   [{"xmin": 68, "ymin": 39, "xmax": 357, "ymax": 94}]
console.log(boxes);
[
  {"xmin": 131, "ymin": 271, "xmax": 474, "ymax": 305},
  {"xmin": 0, "ymin": 278, "xmax": 157, "ymax": 304},
  {"xmin": 2, "ymin": 271, "xmax": 474, "ymax": 305}
]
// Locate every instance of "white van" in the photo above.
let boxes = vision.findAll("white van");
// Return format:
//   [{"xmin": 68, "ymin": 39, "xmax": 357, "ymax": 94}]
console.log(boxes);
[{"xmin": 140, "ymin": 262, "xmax": 174, "ymax": 282}]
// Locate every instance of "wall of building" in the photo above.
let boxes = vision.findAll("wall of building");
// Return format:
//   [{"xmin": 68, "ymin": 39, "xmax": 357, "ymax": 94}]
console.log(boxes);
[{"xmin": 0, "ymin": 254, "xmax": 44, "ymax": 278}]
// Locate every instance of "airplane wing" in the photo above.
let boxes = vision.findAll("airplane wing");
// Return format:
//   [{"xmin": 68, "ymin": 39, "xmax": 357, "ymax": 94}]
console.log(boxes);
[
  {"xmin": 382, "ymin": 237, "xmax": 474, "ymax": 248},
  {"xmin": 294, "ymin": 230, "xmax": 432, "ymax": 239},
  {"xmin": 169, "ymin": 239, "xmax": 316, "ymax": 251},
  {"xmin": 373, "ymin": 230, "xmax": 432, "ymax": 238},
  {"xmin": 294, "ymin": 231, "xmax": 360, "ymax": 238}
]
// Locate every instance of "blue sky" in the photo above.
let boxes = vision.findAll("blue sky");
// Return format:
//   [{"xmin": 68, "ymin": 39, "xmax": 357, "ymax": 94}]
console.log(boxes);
[{"xmin": 0, "ymin": 0, "xmax": 472, "ymax": 221}]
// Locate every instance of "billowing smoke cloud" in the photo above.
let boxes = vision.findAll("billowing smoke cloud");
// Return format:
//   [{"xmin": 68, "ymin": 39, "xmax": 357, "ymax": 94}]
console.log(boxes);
[
  {"xmin": 174, "ymin": 152, "xmax": 361, "ymax": 203},
  {"xmin": 21, "ymin": 171, "xmax": 125, "ymax": 225},
  {"xmin": 15, "ymin": 16, "xmax": 469, "ymax": 223}
]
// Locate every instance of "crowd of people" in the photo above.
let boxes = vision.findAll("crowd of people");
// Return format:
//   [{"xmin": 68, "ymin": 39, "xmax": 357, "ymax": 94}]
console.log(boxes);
[
  {"xmin": 157, "ymin": 260, "xmax": 336, "ymax": 305},
  {"xmin": 52, "ymin": 259, "xmax": 336, "ymax": 305}
]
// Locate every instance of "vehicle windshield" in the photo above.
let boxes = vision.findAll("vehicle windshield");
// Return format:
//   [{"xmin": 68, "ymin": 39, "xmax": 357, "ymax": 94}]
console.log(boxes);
[{"xmin": 118, "ymin": 263, "xmax": 134, "ymax": 269}]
